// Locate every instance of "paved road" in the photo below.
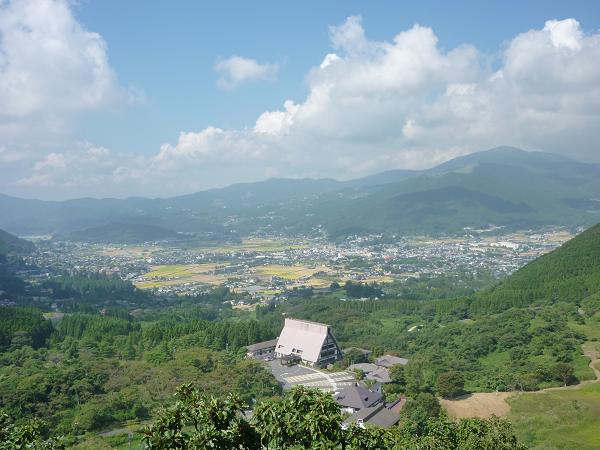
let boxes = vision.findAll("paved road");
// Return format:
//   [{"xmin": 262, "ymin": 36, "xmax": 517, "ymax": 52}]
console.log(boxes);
[{"xmin": 267, "ymin": 360, "xmax": 355, "ymax": 392}]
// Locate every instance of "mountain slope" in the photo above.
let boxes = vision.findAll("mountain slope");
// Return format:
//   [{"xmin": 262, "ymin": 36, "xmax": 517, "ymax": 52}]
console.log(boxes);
[
  {"xmin": 0, "ymin": 229, "xmax": 35, "ymax": 255},
  {"xmin": 63, "ymin": 223, "xmax": 182, "ymax": 244},
  {"xmin": 1, "ymin": 147, "xmax": 599, "ymax": 238},
  {"xmin": 473, "ymin": 223, "xmax": 600, "ymax": 311}
]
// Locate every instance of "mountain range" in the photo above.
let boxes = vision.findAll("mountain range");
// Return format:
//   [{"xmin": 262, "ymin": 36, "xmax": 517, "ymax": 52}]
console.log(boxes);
[{"xmin": 1, "ymin": 146, "xmax": 599, "ymax": 241}]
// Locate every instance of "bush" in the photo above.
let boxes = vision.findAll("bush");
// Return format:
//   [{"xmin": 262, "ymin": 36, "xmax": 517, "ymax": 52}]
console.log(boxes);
[{"xmin": 437, "ymin": 370, "xmax": 465, "ymax": 398}]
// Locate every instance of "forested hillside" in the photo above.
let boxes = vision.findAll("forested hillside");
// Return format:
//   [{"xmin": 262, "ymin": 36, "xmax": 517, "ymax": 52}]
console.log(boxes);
[
  {"xmin": 63, "ymin": 223, "xmax": 181, "ymax": 244},
  {"xmin": 1, "ymin": 147, "xmax": 599, "ymax": 238},
  {"xmin": 473, "ymin": 223, "xmax": 600, "ymax": 311},
  {"xmin": 1, "ymin": 224, "xmax": 599, "ymax": 447},
  {"xmin": 0, "ymin": 229, "xmax": 34, "ymax": 255}
]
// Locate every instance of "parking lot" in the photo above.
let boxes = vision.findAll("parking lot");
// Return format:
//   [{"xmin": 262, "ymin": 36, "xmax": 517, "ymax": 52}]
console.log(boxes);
[{"xmin": 267, "ymin": 359, "xmax": 355, "ymax": 392}]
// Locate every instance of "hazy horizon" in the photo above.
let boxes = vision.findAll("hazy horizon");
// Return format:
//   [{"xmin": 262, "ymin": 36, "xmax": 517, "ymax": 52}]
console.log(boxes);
[{"xmin": 0, "ymin": 145, "xmax": 595, "ymax": 202}]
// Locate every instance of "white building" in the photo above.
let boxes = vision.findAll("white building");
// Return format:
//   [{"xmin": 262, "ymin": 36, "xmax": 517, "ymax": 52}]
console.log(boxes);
[{"xmin": 275, "ymin": 318, "xmax": 342, "ymax": 367}]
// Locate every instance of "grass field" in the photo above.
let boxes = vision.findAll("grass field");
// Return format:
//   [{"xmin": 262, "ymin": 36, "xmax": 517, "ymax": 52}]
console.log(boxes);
[
  {"xmin": 136, "ymin": 263, "xmax": 225, "ymax": 289},
  {"xmin": 255, "ymin": 264, "xmax": 327, "ymax": 280},
  {"xmin": 508, "ymin": 383, "xmax": 600, "ymax": 450},
  {"xmin": 252, "ymin": 264, "xmax": 338, "ymax": 289},
  {"xmin": 442, "ymin": 392, "xmax": 512, "ymax": 419}
]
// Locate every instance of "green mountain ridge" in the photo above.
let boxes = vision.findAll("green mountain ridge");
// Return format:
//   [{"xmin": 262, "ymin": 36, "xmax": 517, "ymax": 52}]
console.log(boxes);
[
  {"xmin": 0, "ymin": 229, "xmax": 34, "ymax": 256},
  {"xmin": 63, "ymin": 223, "xmax": 182, "ymax": 244},
  {"xmin": 473, "ymin": 223, "xmax": 600, "ymax": 312},
  {"xmin": 1, "ymin": 147, "xmax": 599, "ymax": 239}
]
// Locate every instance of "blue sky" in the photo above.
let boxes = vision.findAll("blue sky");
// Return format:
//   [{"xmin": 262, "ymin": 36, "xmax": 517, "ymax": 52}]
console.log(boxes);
[
  {"xmin": 75, "ymin": 0, "xmax": 600, "ymax": 155},
  {"xmin": 0, "ymin": 0, "xmax": 599, "ymax": 199}
]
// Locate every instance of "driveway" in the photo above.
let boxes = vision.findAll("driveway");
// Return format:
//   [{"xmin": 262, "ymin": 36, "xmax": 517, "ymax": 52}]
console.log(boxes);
[{"xmin": 267, "ymin": 359, "xmax": 355, "ymax": 392}]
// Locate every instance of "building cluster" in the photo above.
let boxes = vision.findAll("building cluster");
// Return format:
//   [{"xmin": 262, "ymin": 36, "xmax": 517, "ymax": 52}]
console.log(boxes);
[
  {"xmin": 246, "ymin": 318, "xmax": 407, "ymax": 429},
  {"xmin": 23, "ymin": 228, "xmax": 571, "ymax": 299}
]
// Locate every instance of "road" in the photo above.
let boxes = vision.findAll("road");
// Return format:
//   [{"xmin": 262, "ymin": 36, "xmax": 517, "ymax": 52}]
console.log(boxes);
[{"xmin": 267, "ymin": 359, "xmax": 355, "ymax": 392}]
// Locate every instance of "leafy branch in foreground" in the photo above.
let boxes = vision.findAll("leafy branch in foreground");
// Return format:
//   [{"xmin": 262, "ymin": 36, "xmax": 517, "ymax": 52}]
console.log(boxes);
[
  {"xmin": 0, "ymin": 410, "xmax": 64, "ymax": 450},
  {"xmin": 142, "ymin": 384, "xmax": 526, "ymax": 449}
]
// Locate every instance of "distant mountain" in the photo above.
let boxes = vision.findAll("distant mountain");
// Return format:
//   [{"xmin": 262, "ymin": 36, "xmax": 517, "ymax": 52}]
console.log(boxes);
[
  {"xmin": 1, "ymin": 147, "xmax": 599, "ymax": 238},
  {"xmin": 343, "ymin": 169, "xmax": 420, "ymax": 188},
  {"xmin": 63, "ymin": 223, "xmax": 182, "ymax": 244},
  {"xmin": 0, "ymin": 229, "xmax": 35, "ymax": 255},
  {"xmin": 473, "ymin": 222, "xmax": 600, "ymax": 311},
  {"xmin": 309, "ymin": 147, "xmax": 600, "ymax": 237}
]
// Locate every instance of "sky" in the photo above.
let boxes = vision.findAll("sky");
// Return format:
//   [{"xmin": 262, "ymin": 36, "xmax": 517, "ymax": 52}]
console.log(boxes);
[{"xmin": 0, "ymin": 0, "xmax": 599, "ymax": 200}]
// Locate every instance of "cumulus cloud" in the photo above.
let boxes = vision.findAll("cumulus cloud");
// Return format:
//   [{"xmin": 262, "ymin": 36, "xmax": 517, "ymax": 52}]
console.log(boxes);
[
  {"xmin": 17, "ymin": 143, "xmax": 115, "ymax": 188},
  {"xmin": 4, "ymin": 15, "xmax": 600, "ymax": 198},
  {"xmin": 147, "ymin": 15, "xmax": 600, "ymax": 196},
  {"xmin": 0, "ymin": 0, "xmax": 135, "ymax": 141},
  {"xmin": 214, "ymin": 56, "xmax": 279, "ymax": 90}
]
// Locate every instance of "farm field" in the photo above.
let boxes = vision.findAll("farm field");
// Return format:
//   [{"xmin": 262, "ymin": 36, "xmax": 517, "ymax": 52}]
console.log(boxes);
[
  {"xmin": 135, "ymin": 263, "xmax": 226, "ymax": 289},
  {"xmin": 196, "ymin": 238, "xmax": 307, "ymax": 254},
  {"xmin": 254, "ymin": 264, "xmax": 330, "ymax": 280},
  {"xmin": 253, "ymin": 264, "xmax": 335, "ymax": 288}
]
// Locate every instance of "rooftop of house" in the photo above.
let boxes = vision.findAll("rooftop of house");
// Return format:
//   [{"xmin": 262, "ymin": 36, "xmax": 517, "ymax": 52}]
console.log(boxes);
[
  {"xmin": 349, "ymin": 363, "xmax": 379, "ymax": 373},
  {"xmin": 343, "ymin": 347, "xmax": 372, "ymax": 356},
  {"xmin": 366, "ymin": 366, "xmax": 392, "ymax": 383},
  {"xmin": 334, "ymin": 383, "xmax": 383, "ymax": 410},
  {"xmin": 275, "ymin": 318, "xmax": 332, "ymax": 363},
  {"xmin": 375, "ymin": 354, "xmax": 409, "ymax": 368},
  {"xmin": 386, "ymin": 397, "xmax": 408, "ymax": 415},
  {"xmin": 342, "ymin": 403, "xmax": 401, "ymax": 429},
  {"xmin": 246, "ymin": 338, "xmax": 278, "ymax": 352}
]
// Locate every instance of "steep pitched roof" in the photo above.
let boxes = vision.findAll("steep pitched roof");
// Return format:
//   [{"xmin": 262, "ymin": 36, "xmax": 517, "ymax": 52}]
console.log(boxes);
[{"xmin": 275, "ymin": 318, "xmax": 329, "ymax": 364}]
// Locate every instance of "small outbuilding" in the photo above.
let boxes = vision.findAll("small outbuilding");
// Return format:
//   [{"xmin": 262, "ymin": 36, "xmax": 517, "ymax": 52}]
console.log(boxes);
[{"xmin": 246, "ymin": 338, "xmax": 278, "ymax": 359}]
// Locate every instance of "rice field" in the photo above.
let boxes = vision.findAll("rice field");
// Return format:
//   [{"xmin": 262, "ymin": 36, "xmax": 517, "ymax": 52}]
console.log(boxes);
[
  {"xmin": 254, "ymin": 264, "xmax": 328, "ymax": 280},
  {"xmin": 135, "ymin": 263, "xmax": 225, "ymax": 289}
]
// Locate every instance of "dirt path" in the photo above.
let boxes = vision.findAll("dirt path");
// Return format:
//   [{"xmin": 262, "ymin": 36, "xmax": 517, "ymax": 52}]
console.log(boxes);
[
  {"xmin": 442, "ymin": 343, "xmax": 600, "ymax": 419},
  {"xmin": 98, "ymin": 420, "xmax": 151, "ymax": 438},
  {"xmin": 527, "ymin": 342, "xmax": 599, "ymax": 394}
]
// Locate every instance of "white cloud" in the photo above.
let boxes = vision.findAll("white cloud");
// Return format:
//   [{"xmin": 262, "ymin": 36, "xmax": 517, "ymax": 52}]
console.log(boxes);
[
  {"xmin": 214, "ymin": 56, "xmax": 279, "ymax": 90},
  {"xmin": 17, "ymin": 143, "xmax": 115, "ymax": 188},
  {"xmin": 4, "ymin": 15, "xmax": 600, "ymax": 198},
  {"xmin": 0, "ymin": 0, "xmax": 136, "ymax": 147},
  {"xmin": 148, "ymin": 15, "xmax": 600, "ymax": 195}
]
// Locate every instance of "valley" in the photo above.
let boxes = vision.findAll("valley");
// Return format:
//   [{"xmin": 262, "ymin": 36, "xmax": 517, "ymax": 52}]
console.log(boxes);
[
  {"xmin": 20, "ymin": 227, "xmax": 573, "ymax": 301},
  {"xmin": 1, "ymin": 149, "xmax": 600, "ymax": 449}
]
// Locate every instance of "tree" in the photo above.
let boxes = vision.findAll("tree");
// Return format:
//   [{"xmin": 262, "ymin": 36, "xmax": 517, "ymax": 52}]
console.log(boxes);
[
  {"xmin": 140, "ymin": 383, "xmax": 526, "ymax": 449},
  {"xmin": 552, "ymin": 362, "xmax": 575, "ymax": 386},
  {"xmin": 142, "ymin": 383, "xmax": 257, "ymax": 449},
  {"xmin": 0, "ymin": 410, "xmax": 64, "ymax": 449},
  {"xmin": 405, "ymin": 358, "xmax": 431, "ymax": 395},
  {"xmin": 390, "ymin": 364, "xmax": 406, "ymax": 388},
  {"xmin": 437, "ymin": 370, "xmax": 465, "ymax": 399},
  {"xmin": 252, "ymin": 386, "xmax": 342, "ymax": 448},
  {"xmin": 401, "ymin": 393, "xmax": 442, "ymax": 434}
]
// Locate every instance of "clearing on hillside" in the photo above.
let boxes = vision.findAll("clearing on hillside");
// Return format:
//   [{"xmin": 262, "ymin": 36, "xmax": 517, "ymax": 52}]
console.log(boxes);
[
  {"xmin": 508, "ymin": 384, "xmax": 600, "ymax": 450},
  {"xmin": 440, "ymin": 392, "xmax": 512, "ymax": 419}
]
